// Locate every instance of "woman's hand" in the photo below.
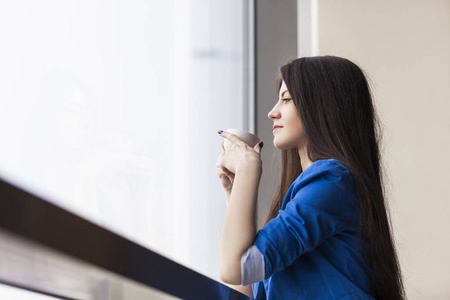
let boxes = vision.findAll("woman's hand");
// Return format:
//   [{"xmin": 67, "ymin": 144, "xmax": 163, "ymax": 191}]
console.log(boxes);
[
  {"xmin": 216, "ymin": 140, "xmax": 236, "ymax": 195},
  {"xmin": 216, "ymin": 130, "xmax": 263, "ymax": 176}
]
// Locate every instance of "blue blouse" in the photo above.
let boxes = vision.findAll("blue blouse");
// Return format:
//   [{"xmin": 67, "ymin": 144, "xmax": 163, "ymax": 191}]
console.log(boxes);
[{"xmin": 244, "ymin": 159, "xmax": 375, "ymax": 300}]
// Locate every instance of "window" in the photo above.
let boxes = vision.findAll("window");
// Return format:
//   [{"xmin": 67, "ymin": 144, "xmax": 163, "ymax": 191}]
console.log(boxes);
[{"xmin": 0, "ymin": 0, "xmax": 253, "ymax": 286}]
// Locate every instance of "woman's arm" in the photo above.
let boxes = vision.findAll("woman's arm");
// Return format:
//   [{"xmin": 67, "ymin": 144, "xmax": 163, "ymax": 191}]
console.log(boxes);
[
  {"xmin": 220, "ymin": 164, "xmax": 261, "ymax": 285},
  {"xmin": 227, "ymin": 283, "xmax": 253, "ymax": 298},
  {"xmin": 222, "ymin": 193, "xmax": 255, "ymax": 299}
]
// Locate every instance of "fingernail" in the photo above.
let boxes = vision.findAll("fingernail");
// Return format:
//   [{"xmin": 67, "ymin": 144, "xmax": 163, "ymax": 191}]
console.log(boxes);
[
  {"xmin": 259, "ymin": 142, "xmax": 264, "ymax": 149},
  {"xmin": 218, "ymin": 130, "xmax": 223, "ymax": 134}
]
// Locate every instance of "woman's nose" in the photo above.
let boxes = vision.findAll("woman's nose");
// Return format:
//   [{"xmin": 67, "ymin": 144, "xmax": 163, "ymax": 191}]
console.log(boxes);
[{"xmin": 268, "ymin": 105, "xmax": 280, "ymax": 120}]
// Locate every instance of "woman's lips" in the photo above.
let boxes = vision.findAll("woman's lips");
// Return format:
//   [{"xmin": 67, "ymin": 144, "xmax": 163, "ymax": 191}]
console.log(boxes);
[{"xmin": 273, "ymin": 127, "xmax": 283, "ymax": 133}]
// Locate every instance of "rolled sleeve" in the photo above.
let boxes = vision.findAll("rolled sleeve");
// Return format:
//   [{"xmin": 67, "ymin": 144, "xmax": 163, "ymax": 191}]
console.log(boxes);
[{"xmin": 253, "ymin": 159, "xmax": 358, "ymax": 279}]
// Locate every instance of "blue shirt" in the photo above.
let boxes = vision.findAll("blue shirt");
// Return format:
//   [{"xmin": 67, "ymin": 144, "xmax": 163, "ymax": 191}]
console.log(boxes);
[{"xmin": 245, "ymin": 159, "xmax": 375, "ymax": 299}]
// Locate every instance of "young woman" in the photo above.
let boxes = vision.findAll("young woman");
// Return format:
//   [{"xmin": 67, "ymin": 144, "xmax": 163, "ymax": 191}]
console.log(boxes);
[{"xmin": 215, "ymin": 56, "xmax": 405, "ymax": 299}]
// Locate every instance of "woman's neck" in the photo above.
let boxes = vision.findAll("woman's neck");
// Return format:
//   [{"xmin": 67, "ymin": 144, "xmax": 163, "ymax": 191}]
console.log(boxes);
[{"xmin": 298, "ymin": 146, "xmax": 313, "ymax": 171}]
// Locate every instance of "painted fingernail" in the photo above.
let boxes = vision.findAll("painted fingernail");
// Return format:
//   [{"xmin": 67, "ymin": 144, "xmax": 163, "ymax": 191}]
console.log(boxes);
[
  {"xmin": 218, "ymin": 130, "xmax": 223, "ymax": 134},
  {"xmin": 259, "ymin": 142, "xmax": 264, "ymax": 148}
]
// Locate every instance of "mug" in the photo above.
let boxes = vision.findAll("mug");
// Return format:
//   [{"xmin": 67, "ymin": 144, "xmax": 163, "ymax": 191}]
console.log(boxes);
[{"xmin": 223, "ymin": 129, "xmax": 261, "ymax": 151}]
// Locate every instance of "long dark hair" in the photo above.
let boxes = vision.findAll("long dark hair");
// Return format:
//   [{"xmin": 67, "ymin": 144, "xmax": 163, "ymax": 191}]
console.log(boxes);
[{"xmin": 264, "ymin": 56, "xmax": 405, "ymax": 299}]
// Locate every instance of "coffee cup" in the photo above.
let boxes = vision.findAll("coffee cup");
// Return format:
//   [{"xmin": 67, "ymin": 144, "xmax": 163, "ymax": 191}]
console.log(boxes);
[{"xmin": 222, "ymin": 129, "xmax": 261, "ymax": 151}]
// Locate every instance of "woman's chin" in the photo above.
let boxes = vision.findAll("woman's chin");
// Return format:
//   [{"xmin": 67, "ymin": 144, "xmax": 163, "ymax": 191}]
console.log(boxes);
[
  {"xmin": 273, "ymin": 141, "xmax": 289, "ymax": 150},
  {"xmin": 274, "ymin": 140, "xmax": 299, "ymax": 151}
]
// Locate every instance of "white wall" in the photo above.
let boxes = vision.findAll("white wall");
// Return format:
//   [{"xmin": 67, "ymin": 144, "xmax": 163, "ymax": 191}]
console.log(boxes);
[{"xmin": 317, "ymin": 1, "xmax": 450, "ymax": 299}]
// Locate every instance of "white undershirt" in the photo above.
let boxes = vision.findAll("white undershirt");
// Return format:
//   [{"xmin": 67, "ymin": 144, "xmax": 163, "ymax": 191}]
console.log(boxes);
[{"xmin": 240, "ymin": 245, "xmax": 265, "ymax": 285}]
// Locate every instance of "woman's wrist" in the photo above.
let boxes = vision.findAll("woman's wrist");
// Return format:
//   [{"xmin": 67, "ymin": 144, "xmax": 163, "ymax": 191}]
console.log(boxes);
[{"xmin": 235, "ymin": 159, "xmax": 262, "ymax": 175}]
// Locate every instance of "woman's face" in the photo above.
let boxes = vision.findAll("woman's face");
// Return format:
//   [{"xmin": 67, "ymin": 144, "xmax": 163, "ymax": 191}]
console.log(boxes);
[{"xmin": 268, "ymin": 81, "xmax": 306, "ymax": 150}]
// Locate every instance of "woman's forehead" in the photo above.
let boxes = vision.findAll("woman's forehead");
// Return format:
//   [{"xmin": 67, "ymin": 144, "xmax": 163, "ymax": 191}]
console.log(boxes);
[{"xmin": 279, "ymin": 81, "xmax": 289, "ymax": 96}]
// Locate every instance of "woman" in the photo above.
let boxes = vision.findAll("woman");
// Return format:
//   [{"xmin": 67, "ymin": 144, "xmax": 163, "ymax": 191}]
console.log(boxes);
[{"xmin": 216, "ymin": 56, "xmax": 405, "ymax": 299}]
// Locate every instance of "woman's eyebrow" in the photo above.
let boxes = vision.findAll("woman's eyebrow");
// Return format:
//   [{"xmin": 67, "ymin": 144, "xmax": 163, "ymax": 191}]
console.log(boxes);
[{"xmin": 280, "ymin": 90, "xmax": 289, "ymax": 97}]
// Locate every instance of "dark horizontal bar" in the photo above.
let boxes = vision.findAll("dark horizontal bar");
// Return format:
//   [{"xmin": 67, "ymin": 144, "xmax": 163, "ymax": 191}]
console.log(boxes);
[{"xmin": 0, "ymin": 178, "xmax": 250, "ymax": 300}]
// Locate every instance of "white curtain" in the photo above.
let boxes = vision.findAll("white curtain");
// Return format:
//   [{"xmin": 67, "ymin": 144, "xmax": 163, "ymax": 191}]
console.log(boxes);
[{"xmin": 0, "ymin": 1, "xmax": 250, "ymax": 297}]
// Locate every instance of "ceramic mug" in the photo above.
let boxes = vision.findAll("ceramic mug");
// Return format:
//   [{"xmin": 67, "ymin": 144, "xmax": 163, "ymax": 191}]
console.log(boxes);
[{"xmin": 223, "ymin": 129, "xmax": 261, "ymax": 151}]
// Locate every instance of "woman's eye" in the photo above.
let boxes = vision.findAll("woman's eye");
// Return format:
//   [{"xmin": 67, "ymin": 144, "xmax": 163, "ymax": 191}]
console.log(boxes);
[{"xmin": 282, "ymin": 98, "xmax": 291, "ymax": 102}]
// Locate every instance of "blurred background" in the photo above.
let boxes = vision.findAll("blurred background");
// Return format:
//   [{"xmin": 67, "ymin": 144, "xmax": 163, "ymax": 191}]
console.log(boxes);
[{"xmin": 0, "ymin": 0, "xmax": 449, "ymax": 299}]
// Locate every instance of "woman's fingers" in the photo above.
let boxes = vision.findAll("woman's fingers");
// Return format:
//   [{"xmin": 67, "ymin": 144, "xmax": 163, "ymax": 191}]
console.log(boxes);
[
  {"xmin": 254, "ymin": 141, "xmax": 263, "ymax": 154},
  {"xmin": 216, "ymin": 161, "xmax": 234, "ymax": 189},
  {"xmin": 216, "ymin": 163, "xmax": 230, "ymax": 182},
  {"xmin": 221, "ymin": 140, "xmax": 225, "ymax": 152},
  {"xmin": 217, "ymin": 159, "xmax": 235, "ymax": 184},
  {"xmin": 222, "ymin": 167, "xmax": 235, "ymax": 183},
  {"xmin": 218, "ymin": 130, "xmax": 245, "ymax": 147}
]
